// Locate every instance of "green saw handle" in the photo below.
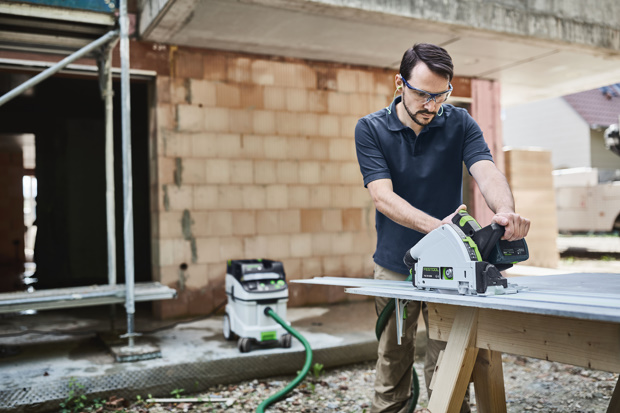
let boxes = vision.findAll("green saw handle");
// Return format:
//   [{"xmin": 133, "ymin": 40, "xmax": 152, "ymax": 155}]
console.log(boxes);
[{"xmin": 452, "ymin": 210, "xmax": 505, "ymax": 261}]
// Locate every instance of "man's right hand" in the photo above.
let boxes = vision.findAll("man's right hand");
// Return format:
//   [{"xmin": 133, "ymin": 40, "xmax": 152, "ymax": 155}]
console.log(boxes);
[{"xmin": 440, "ymin": 204, "xmax": 468, "ymax": 226}]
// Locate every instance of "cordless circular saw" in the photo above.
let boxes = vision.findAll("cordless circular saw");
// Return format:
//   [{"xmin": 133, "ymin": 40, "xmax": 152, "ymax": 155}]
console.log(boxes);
[{"xmin": 403, "ymin": 211, "xmax": 529, "ymax": 296}]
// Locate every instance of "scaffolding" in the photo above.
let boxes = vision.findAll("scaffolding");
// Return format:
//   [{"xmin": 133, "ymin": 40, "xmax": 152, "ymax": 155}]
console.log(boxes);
[{"xmin": 0, "ymin": 1, "xmax": 175, "ymax": 355}]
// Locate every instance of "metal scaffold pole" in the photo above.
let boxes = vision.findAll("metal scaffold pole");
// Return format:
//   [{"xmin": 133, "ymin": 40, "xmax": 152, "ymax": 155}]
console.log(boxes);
[
  {"xmin": 119, "ymin": 0, "xmax": 137, "ymax": 347},
  {"xmin": 97, "ymin": 35, "xmax": 119, "ymax": 331},
  {"xmin": 0, "ymin": 30, "xmax": 119, "ymax": 107},
  {"xmin": 103, "ymin": 45, "xmax": 117, "ymax": 290}
]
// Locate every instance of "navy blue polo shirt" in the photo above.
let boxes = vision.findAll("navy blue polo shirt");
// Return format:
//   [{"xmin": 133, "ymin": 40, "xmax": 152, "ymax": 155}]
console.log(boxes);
[{"xmin": 355, "ymin": 96, "xmax": 493, "ymax": 276}]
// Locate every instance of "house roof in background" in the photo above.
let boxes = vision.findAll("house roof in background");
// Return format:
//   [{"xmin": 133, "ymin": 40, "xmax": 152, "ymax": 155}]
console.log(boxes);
[{"xmin": 563, "ymin": 84, "xmax": 620, "ymax": 128}]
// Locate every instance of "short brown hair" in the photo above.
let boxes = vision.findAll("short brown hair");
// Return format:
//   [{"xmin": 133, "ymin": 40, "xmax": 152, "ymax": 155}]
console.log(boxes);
[{"xmin": 399, "ymin": 43, "xmax": 454, "ymax": 82}]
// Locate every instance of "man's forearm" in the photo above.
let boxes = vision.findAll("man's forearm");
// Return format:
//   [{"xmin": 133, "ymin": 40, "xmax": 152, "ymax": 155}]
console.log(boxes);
[
  {"xmin": 481, "ymin": 172, "xmax": 515, "ymax": 214},
  {"xmin": 367, "ymin": 179, "xmax": 441, "ymax": 234},
  {"xmin": 471, "ymin": 160, "xmax": 530, "ymax": 240},
  {"xmin": 375, "ymin": 190, "xmax": 442, "ymax": 234},
  {"xmin": 471, "ymin": 161, "xmax": 515, "ymax": 214}
]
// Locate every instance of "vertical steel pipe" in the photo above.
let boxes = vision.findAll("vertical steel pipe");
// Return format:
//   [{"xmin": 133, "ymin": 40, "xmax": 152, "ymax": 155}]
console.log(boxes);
[
  {"xmin": 119, "ymin": 0, "xmax": 136, "ymax": 347},
  {"xmin": 99, "ymin": 38, "xmax": 119, "ymax": 332},
  {"xmin": 102, "ymin": 44, "xmax": 117, "ymax": 289}
]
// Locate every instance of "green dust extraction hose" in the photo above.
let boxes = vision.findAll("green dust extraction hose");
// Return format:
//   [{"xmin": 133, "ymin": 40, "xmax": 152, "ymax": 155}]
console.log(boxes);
[
  {"xmin": 375, "ymin": 274, "xmax": 420, "ymax": 413},
  {"xmin": 256, "ymin": 307, "xmax": 313, "ymax": 413}
]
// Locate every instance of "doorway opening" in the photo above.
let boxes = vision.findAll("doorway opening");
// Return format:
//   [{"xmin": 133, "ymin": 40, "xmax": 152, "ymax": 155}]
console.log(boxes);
[{"xmin": 0, "ymin": 71, "xmax": 152, "ymax": 292}]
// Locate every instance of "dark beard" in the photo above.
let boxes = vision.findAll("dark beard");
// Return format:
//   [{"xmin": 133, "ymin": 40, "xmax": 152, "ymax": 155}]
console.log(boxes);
[{"xmin": 403, "ymin": 97, "xmax": 436, "ymax": 127}]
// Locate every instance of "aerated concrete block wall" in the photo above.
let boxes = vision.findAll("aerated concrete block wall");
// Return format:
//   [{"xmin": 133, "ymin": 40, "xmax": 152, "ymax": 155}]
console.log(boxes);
[{"xmin": 151, "ymin": 47, "xmax": 398, "ymax": 318}]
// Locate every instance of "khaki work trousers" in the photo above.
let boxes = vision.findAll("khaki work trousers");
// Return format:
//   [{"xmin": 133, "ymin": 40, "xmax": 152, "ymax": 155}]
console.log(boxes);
[{"xmin": 371, "ymin": 264, "xmax": 471, "ymax": 413}]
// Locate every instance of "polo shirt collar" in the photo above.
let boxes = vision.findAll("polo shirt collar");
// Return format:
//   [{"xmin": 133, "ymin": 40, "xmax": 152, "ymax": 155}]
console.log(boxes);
[{"xmin": 386, "ymin": 96, "xmax": 447, "ymax": 132}]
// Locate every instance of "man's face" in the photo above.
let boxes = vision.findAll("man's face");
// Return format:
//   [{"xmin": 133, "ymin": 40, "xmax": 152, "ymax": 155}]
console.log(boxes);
[{"xmin": 398, "ymin": 62, "xmax": 451, "ymax": 127}]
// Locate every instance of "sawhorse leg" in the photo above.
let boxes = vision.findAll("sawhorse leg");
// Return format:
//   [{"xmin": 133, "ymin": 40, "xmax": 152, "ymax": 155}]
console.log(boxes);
[
  {"xmin": 427, "ymin": 306, "xmax": 508, "ymax": 413},
  {"xmin": 608, "ymin": 378, "xmax": 620, "ymax": 413},
  {"xmin": 428, "ymin": 307, "xmax": 480, "ymax": 413},
  {"xmin": 473, "ymin": 349, "xmax": 507, "ymax": 413}
]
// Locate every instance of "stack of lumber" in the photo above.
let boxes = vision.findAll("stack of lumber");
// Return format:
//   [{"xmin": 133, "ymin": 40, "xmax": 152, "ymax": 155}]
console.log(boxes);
[{"xmin": 504, "ymin": 148, "xmax": 559, "ymax": 268}]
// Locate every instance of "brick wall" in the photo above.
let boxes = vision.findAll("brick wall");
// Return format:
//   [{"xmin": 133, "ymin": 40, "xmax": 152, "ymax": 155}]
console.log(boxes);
[{"xmin": 151, "ymin": 49, "xmax": 399, "ymax": 318}]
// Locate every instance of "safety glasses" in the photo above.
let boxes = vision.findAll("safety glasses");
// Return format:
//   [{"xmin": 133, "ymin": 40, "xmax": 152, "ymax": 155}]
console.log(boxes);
[{"xmin": 400, "ymin": 74, "xmax": 452, "ymax": 104}]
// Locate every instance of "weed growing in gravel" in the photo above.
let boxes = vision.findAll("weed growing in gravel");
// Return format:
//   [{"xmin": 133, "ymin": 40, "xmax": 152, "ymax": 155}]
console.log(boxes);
[
  {"xmin": 305, "ymin": 362, "xmax": 325, "ymax": 393},
  {"xmin": 170, "ymin": 388, "xmax": 185, "ymax": 399},
  {"xmin": 311, "ymin": 363, "xmax": 324, "ymax": 379},
  {"xmin": 59, "ymin": 378, "xmax": 108, "ymax": 413},
  {"xmin": 59, "ymin": 377, "xmax": 87, "ymax": 413}
]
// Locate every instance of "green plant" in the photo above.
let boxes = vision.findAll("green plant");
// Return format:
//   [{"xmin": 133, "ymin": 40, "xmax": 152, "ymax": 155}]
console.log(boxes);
[
  {"xmin": 311, "ymin": 363, "xmax": 324, "ymax": 380},
  {"xmin": 90, "ymin": 398, "xmax": 106, "ymax": 410},
  {"xmin": 171, "ymin": 388, "xmax": 185, "ymax": 399},
  {"xmin": 59, "ymin": 377, "xmax": 87, "ymax": 413},
  {"xmin": 564, "ymin": 256, "xmax": 575, "ymax": 264},
  {"xmin": 303, "ymin": 363, "xmax": 325, "ymax": 393}
]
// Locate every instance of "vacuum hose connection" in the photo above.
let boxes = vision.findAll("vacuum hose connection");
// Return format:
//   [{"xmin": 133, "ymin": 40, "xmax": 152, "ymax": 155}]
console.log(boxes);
[{"xmin": 256, "ymin": 307, "xmax": 313, "ymax": 413}]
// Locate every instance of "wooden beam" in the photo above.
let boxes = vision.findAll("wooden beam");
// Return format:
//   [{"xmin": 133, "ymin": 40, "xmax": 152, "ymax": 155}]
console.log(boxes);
[
  {"xmin": 468, "ymin": 79, "xmax": 503, "ymax": 226},
  {"xmin": 429, "ymin": 350, "xmax": 444, "ymax": 391},
  {"xmin": 473, "ymin": 349, "xmax": 507, "ymax": 413},
  {"xmin": 428, "ymin": 307, "xmax": 479, "ymax": 413},
  {"xmin": 428, "ymin": 303, "xmax": 620, "ymax": 373},
  {"xmin": 451, "ymin": 76, "xmax": 471, "ymax": 99},
  {"xmin": 607, "ymin": 379, "xmax": 620, "ymax": 413}
]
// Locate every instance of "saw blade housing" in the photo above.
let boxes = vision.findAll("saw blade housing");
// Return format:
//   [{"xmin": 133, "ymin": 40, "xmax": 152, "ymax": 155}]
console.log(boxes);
[{"xmin": 403, "ymin": 211, "xmax": 529, "ymax": 295}]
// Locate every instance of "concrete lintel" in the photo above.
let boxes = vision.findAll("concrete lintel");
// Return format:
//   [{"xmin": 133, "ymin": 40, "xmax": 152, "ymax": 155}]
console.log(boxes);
[
  {"xmin": 139, "ymin": 0, "xmax": 199, "ymax": 40},
  {"xmin": 243, "ymin": 0, "xmax": 620, "ymax": 53}
]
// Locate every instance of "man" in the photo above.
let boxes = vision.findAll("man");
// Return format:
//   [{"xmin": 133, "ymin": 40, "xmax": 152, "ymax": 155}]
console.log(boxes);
[{"xmin": 355, "ymin": 43, "xmax": 530, "ymax": 413}]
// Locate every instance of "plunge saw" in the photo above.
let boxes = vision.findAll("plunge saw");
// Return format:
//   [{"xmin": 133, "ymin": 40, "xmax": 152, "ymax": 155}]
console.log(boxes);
[{"xmin": 404, "ymin": 211, "xmax": 529, "ymax": 295}]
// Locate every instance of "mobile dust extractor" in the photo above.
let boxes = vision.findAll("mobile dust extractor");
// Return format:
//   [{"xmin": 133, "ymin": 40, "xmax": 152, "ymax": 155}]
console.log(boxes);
[
  {"xmin": 223, "ymin": 259, "xmax": 293, "ymax": 353},
  {"xmin": 222, "ymin": 259, "xmax": 314, "ymax": 413}
]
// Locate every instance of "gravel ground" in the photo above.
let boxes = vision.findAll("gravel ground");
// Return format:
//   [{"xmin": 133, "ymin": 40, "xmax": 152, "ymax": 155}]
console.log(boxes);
[
  {"xmin": 79, "ymin": 354, "xmax": 618, "ymax": 413},
  {"xmin": 56, "ymin": 245, "xmax": 620, "ymax": 413}
]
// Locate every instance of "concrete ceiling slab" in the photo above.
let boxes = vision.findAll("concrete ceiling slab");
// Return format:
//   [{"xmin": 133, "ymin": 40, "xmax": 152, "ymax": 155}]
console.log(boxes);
[{"xmin": 140, "ymin": 0, "xmax": 620, "ymax": 106}]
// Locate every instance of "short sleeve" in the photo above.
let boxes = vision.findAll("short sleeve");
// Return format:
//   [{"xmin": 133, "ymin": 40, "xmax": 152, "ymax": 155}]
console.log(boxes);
[
  {"xmin": 355, "ymin": 118, "xmax": 392, "ymax": 187},
  {"xmin": 462, "ymin": 112, "xmax": 494, "ymax": 172}
]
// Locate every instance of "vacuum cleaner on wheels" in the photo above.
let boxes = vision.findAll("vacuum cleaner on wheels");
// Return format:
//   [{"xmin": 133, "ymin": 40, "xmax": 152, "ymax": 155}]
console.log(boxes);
[{"xmin": 223, "ymin": 259, "xmax": 292, "ymax": 353}]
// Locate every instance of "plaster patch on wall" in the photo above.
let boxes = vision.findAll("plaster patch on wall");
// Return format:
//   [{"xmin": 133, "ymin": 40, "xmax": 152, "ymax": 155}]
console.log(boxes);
[
  {"xmin": 185, "ymin": 78, "xmax": 192, "ymax": 103},
  {"xmin": 163, "ymin": 184, "xmax": 170, "ymax": 211},
  {"xmin": 182, "ymin": 209, "xmax": 198, "ymax": 263},
  {"xmin": 181, "ymin": 209, "xmax": 194, "ymax": 240},
  {"xmin": 174, "ymin": 157, "xmax": 183, "ymax": 187},
  {"xmin": 190, "ymin": 238, "xmax": 197, "ymax": 264},
  {"xmin": 178, "ymin": 265, "xmax": 187, "ymax": 292},
  {"xmin": 162, "ymin": 129, "xmax": 167, "ymax": 154}
]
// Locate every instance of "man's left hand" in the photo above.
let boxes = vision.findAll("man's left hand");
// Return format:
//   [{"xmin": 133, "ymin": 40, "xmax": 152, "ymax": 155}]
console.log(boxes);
[{"xmin": 492, "ymin": 212, "xmax": 530, "ymax": 241}]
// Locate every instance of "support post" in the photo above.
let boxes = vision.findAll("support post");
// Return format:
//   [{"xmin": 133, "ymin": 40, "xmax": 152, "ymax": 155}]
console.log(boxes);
[
  {"xmin": 98, "ymin": 37, "xmax": 119, "ymax": 332},
  {"xmin": 119, "ymin": 0, "xmax": 137, "ymax": 347},
  {"xmin": 468, "ymin": 79, "xmax": 505, "ymax": 226},
  {"xmin": 101, "ymin": 42, "xmax": 117, "ymax": 290}
]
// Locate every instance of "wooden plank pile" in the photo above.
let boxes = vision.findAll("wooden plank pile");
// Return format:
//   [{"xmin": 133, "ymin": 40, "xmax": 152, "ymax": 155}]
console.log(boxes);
[{"xmin": 504, "ymin": 148, "xmax": 559, "ymax": 268}]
